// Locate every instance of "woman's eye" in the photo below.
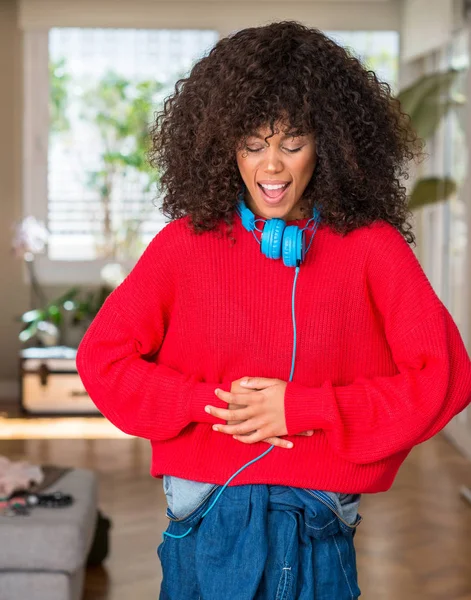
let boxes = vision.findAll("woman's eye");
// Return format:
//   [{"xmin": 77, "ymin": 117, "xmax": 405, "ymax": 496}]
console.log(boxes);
[
  {"xmin": 244, "ymin": 144, "xmax": 305, "ymax": 153},
  {"xmin": 284, "ymin": 146, "xmax": 304, "ymax": 153}
]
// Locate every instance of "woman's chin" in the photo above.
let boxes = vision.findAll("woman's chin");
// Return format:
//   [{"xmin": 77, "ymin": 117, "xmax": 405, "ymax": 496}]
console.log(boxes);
[{"xmin": 255, "ymin": 204, "xmax": 301, "ymax": 221}]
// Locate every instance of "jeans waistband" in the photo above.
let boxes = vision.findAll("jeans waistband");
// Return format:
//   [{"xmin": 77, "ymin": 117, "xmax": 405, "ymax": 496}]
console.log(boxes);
[{"xmin": 166, "ymin": 484, "xmax": 362, "ymax": 536}]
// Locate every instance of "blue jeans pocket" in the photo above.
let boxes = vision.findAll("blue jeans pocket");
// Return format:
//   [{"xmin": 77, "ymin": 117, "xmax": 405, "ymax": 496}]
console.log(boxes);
[
  {"xmin": 158, "ymin": 489, "xmax": 221, "ymax": 600},
  {"xmin": 158, "ymin": 486, "xmax": 219, "ymax": 571},
  {"xmin": 165, "ymin": 485, "xmax": 219, "ymax": 523}
]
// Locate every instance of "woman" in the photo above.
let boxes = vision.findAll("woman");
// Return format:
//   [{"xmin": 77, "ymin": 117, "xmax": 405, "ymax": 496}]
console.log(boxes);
[{"xmin": 76, "ymin": 21, "xmax": 471, "ymax": 599}]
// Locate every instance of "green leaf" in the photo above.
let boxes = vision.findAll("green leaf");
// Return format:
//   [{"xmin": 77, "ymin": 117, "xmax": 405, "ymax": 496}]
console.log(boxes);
[
  {"xmin": 398, "ymin": 70, "xmax": 458, "ymax": 119},
  {"xmin": 49, "ymin": 57, "xmax": 71, "ymax": 134},
  {"xmin": 21, "ymin": 309, "xmax": 46, "ymax": 323},
  {"xmin": 46, "ymin": 305, "xmax": 63, "ymax": 326},
  {"xmin": 398, "ymin": 70, "xmax": 460, "ymax": 139},
  {"xmin": 412, "ymin": 99, "xmax": 448, "ymax": 141},
  {"xmin": 19, "ymin": 321, "xmax": 38, "ymax": 343},
  {"xmin": 409, "ymin": 177, "xmax": 457, "ymax": 210}
]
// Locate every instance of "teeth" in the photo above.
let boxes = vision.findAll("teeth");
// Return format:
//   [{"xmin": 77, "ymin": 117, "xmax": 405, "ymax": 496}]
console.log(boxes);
[{"xmin": 260, "ymin": 183, "xmax": 288, "ymax": 190}]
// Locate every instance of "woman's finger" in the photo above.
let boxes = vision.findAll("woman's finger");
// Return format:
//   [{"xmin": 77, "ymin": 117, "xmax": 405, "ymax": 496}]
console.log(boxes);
[
  {"xmin": 212, "ymin": 419, "xmax": 260, "ymax": 435},
  {"xmin": 232, "ymin": 431, "xmax": 293, "ymax": 447},
  {"xmin": 206, "ymin": 405, "xmax": 253, "ymax": 422},
  {"xmin": 240, "ymin": 377, "xmax": 280, "ymax": 389},
  {"xmin": 214, "ymin": 388, "xmax": 257, "ymax": 405},
  {"xmin": 262, "ymin": 436, "xmax": 294, "ymax": 449}
]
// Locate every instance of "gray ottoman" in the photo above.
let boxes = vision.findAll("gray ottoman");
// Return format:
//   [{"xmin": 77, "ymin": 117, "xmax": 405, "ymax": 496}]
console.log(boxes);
[{"xmin": 0, "ymin": 468, "xmax": 98, "ymax": 600}]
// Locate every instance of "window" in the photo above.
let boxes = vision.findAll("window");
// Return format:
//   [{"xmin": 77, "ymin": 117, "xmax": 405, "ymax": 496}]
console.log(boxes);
[
  {"xmin": 326, "ymin": 31, "xmax": 399, "ymax": 89},
  {"xmin": 47, "ymin": 28, "xmax": 219, "ymax": 263}
]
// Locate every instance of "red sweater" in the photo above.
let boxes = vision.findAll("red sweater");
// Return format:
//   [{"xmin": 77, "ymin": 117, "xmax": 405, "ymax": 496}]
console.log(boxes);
[{"xmin": 76, "ymin": 216, "xmax": 471, "ymax": 493}]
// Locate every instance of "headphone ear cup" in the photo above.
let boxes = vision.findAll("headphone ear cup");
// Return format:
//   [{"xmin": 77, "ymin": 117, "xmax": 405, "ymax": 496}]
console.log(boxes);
[
  {"xmin": 261, "ymin": 218, "xmax": 285, "ymax": 260},
  {"xmin": 297, "ymin": 228, "xmax": 306, "ymax": 264},
  {"xmin": 282, "ymin": 226, "xmax": 305, "ymax": 267}
]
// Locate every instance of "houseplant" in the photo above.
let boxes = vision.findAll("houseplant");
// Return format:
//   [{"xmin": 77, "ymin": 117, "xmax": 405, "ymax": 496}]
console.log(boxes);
[{"xmin": 397, "ymin": 68, "xmax": 465, "ymax": 209}]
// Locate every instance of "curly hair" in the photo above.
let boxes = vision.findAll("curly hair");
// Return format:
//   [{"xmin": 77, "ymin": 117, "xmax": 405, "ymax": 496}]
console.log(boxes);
[{"xmin": 150, "ymin": 20, "xmax": 423, "ymax": 244}]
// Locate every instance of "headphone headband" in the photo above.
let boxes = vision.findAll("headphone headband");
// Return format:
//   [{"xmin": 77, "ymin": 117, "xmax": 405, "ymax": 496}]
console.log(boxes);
[
  {"xmin": 236, "ymin": 194, "xmax": 321, "ymax": 268},
  {"xmin": 236, "ymin": 198, "xmax": 320, "ymax": 230}
]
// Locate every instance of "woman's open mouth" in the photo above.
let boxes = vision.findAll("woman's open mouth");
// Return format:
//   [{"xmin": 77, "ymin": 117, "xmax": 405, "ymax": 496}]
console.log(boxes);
[{"xmin": 257, "ymin": 181, "xmax": 292, "ymax": 205}]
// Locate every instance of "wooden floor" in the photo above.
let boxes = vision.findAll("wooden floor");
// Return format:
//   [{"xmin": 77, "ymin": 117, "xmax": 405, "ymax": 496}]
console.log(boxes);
[{"xmin": 1, "ymin": 433, "xmax": 471, "ymax": 599}]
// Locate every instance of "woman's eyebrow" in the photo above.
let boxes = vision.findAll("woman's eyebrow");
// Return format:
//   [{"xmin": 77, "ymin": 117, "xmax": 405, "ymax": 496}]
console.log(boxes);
[{"xmin": 247, "ymin": 131, "xmax": 305, "ymax": 140}]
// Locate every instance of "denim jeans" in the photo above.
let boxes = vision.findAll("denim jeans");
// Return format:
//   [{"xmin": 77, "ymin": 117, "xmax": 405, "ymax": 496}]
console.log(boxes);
[{"xmin": 158, "ymin": 484, "xmax": 362, "ymax": 599}]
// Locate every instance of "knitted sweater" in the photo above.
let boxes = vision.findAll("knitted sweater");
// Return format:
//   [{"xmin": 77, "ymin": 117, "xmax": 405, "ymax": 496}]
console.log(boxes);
[{"xmin": 76, "ymin": 215, "xmax": 471, "ymax": 493}]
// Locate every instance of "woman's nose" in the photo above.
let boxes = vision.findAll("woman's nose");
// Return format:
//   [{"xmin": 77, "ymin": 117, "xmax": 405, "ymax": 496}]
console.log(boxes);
[{"xmin": 263, "ymin": 148, "xmax": 284, "ymax": 173}]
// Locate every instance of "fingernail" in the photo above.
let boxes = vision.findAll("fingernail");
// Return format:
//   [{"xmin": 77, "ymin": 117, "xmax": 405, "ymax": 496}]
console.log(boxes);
[
  {"xmin": 214, "ymin": 388, "xmax": 220, "ymax": 395},
  {"xmin": 213, "ymin": 425, "xmax": 219, "ymax": 431},
  {"xmin": 287, "ymin": 442, "xmax": 293, "ymax": 448},
  {"xmin": 205, "ymin": 406, "xmax": 211, "ymax": 413},
  {"xmin": 240, "ymin": 380, "xmax": 249, "ymax": 386}
]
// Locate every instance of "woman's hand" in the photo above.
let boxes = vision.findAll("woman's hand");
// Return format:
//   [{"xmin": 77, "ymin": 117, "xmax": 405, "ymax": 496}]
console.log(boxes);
[
  {"xmin": 226, "ymin": 378, "xmax": 305, "ymax": 449},
  {"xmin": 206, "ymin": 377, "xmax": 313, "ymax": 449}
]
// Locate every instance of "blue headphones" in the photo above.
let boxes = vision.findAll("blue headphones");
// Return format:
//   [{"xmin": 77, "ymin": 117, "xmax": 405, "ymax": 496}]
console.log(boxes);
[{"xmin": 236, "ymin": 187, "xmax": 321, "ymax": 268}]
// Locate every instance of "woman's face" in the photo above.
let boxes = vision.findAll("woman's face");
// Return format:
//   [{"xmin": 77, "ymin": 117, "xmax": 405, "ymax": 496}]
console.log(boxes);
[{"xmin": 236, "ymin": 122, "xmax": 317, "ymax": 221}]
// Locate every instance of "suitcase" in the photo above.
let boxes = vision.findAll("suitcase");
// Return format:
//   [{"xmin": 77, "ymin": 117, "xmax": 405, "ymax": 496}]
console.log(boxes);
[{"xmin": 19, "ymin": 346, "xmax": 100, "ymax": 415}]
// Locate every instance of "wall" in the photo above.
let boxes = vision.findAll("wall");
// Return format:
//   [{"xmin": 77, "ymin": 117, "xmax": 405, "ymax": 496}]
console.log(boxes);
[
  {"xmin": 401, "ymin": 0, "xmax": 453, "ymax": 62},
  {"xmin": 0, "ymin": 0, "xmax": 26, "ymax": 400},
  {"xmin": 18, "ymin": 0, "xmax": 400, "ymax": 33}
]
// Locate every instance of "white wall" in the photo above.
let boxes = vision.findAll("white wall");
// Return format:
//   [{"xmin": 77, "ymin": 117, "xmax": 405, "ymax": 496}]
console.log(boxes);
[
  {"xmin": 401, "ymin": 0, "xmax": 454, "ymax": 61},
  {"xmin": 0, "ymin": 1, "xmax": 26, "ymax": 402},
  {"xmin": 18, "ymin": 0, "xmax": 400, "ymax": 33}
]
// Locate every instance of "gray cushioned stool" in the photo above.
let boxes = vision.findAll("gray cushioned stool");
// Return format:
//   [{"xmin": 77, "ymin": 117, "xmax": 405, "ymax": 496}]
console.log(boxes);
[{"xmin": 0, "ymin": 468, "xmax": 98, "ymax": 600}]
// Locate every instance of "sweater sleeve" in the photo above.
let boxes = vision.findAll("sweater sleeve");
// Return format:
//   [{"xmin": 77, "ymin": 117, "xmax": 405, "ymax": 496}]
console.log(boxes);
[
  {"xmin": 76, "ymin": 221, "xmax": 229, "ymax": 441},
  {"xmin": 283, "ymin": 222, "xmax": 471, "ymax": 464}
]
